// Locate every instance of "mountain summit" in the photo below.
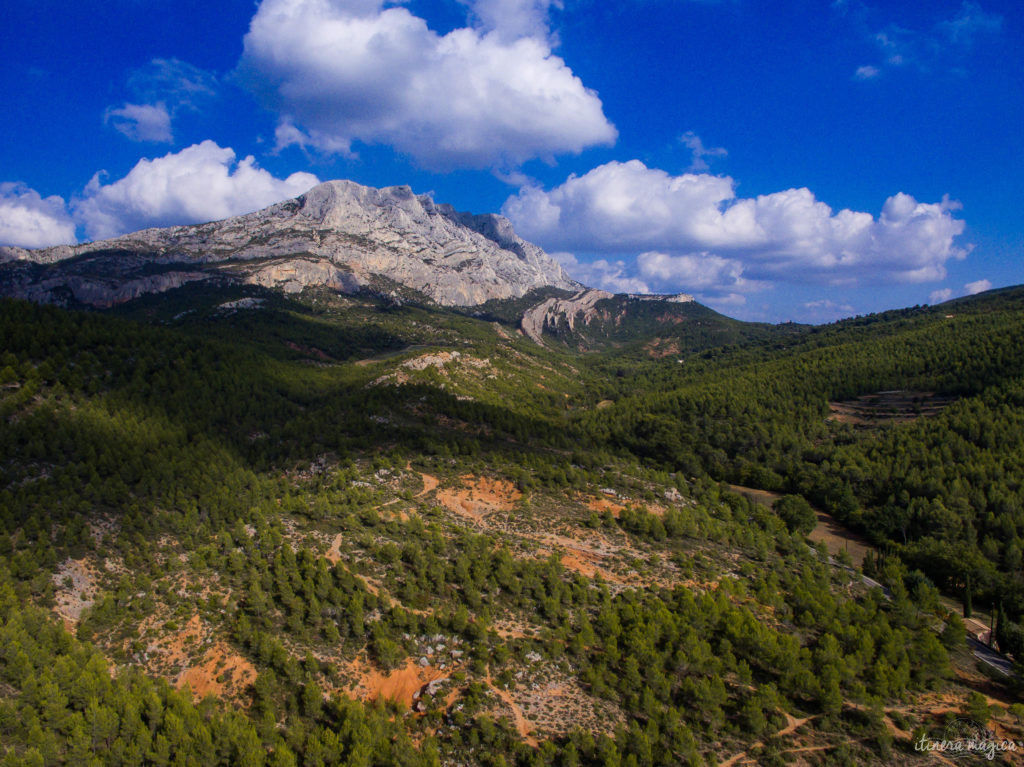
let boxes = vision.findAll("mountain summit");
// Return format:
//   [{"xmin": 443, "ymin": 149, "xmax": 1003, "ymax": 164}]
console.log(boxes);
[{"xmin": 0, "ymin": 180, "xmax": 579, "ymax": 307}]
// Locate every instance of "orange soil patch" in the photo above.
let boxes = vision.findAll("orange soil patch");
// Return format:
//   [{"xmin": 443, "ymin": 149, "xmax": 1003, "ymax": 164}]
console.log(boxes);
[
  {"xmin": 445, "ymin": 687, "xmax": 463, "ymax": 708},
  {"xmin": 560, "ymin": 550, "xmax": 626, "ymax": 584},
  {"xmin": 147, "ymin": 614, "xmax": 206, "ymax": 669},
  {"xmin": 645, "ymin": 502, "xmax": 668, "ymax": 517},
  {"xmin": 176, "ymin": 641, "xmax": 258, "ymax": 700},
  {"xmin": 436, "ymin": 475, "xmax": 522, "ymax": 526},
  {"xmin": 416, "ymin": 472, "xmax": 439, "ymax": 498},
  {"xmin": 358, "ymin": 574, "xmax": 382, "ymax": 597},
  {"xmin": 679, "ymin": 578, "xmax": 721, "ymax": 592},
  {"xmin": 643, "ymin": 338, "xmax": 682, "ymax": 359},
  {"xmin": 539, "ymin": 530, "xmax": 615, "ymax": 558},
  {"xmin": 560, "ymin": 552, "xmax": 600, "ymax": 578},
  {"xmin": 533, "ymin": 527, "xmax": 627, "ymax": 584},
  {"xmin": 533, "ymin": 527, "xmax": 630, "ymax": 584},
  {"xmin": 583, "ymin": 495, "xmax": 625, "ymax": 517},
  {"xmin": 348, "ymin": 659, "xmax": 449, "ymax": 709},
  {"xmin": 918, "ymin": 686, "xmax": 1014, "ymax": 722},
  {"xmin": 132, "ymin": 613, "xmax": 256, "ymax": 702}
]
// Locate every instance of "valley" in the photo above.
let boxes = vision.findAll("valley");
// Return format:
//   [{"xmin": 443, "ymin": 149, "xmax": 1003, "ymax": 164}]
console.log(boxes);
[{"xmin": 1, "ymin": 188, "xmax": 1023, "ymax": 766}]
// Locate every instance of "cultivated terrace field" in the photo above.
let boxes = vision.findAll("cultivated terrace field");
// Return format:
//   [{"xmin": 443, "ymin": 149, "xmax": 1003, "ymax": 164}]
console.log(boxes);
[{"xmin": 2, "ymin": 285, "xmax": 1024, "ymax": 766}]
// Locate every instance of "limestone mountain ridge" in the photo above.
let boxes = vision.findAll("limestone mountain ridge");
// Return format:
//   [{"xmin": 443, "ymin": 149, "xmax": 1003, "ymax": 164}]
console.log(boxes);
[{"xmin": 0, "ymin": 179, "xmax": 580, "ymax": 308}]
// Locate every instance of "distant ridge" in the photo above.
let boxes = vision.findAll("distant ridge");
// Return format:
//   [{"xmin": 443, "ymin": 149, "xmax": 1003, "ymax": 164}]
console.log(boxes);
[{"xmin": 0, "ymin": 180, "xmax": 580, "ymax": 308}]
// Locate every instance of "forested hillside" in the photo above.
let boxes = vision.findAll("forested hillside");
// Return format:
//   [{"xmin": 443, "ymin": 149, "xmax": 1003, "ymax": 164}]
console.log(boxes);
[
  {"xmin": 1, "ymin": 286, "xmax": 1022, "ymax": 765},
  {"xmin": 582, "ymin": 288, "xmax": 1024, "ymax": 639}
]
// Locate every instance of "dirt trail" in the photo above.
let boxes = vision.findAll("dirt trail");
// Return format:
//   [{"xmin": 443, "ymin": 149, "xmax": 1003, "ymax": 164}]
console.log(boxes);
[
  {"xmin": 325, "ymin": 533, "xmax": 343, "ymax": 564},
  {"xmin": 719, "ymin": 713, "xmax": 814, "ymax": 767},
  {"xmin": 487, "ymin": 677, "xmax": 538, "ymax": 747}
]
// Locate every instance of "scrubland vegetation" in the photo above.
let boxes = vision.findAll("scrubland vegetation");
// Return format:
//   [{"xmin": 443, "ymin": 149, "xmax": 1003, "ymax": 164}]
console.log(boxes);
[{"xmin": 2, "ymin": 285, "xmax": 1024, "ymax": 765}]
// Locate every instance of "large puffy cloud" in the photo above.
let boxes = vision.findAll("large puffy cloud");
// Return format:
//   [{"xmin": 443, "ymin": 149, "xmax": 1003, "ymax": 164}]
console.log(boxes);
[
  {"xmin": 236, "ymin": 0, "xmax": 616, "ymax": 169},
  {"xmin": 74, "ymin": 141, "xmax": 319, "ymax": 240},
  {"xmin": 0, "ymin": 183, "xmax": 77, "ymax": 248},
  {"xmin": 503, "ymin": 160, "xmax": 969, "ymax": 292}
]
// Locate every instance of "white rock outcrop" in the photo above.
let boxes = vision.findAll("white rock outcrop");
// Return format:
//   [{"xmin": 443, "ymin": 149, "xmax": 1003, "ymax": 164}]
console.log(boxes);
[{"xmin": 520, "ymin": 289, "xmax": 614, "ymax": 344}]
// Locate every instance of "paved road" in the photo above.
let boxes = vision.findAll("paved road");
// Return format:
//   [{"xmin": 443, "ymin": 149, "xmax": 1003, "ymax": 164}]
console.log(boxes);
[
  {"xmin": 967, "ymin": 636, "xmax": 1014, "ymax": 676},
  {"xmin": 859, "ymin": 573, "xmax": 892, "ymax": 598}
]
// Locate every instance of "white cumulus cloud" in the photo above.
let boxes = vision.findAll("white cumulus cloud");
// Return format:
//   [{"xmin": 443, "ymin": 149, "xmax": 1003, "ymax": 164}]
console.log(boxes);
[
  {"xmin": 636, "ymin": 251, "xmax": 758, "ymax": 293},
  {"xmin": 551, "ymin": 252, "xmax": 649, "ymax": 294},
  {"xmin": 0, "ymin": 183, "xmax": 77, "ymax": 248},
  {"xmin": 929, "ymin": 288, "xmax": 953, "ymax": 304},
  {"xmin": 105, "ymin": 102, "xmax": 174, "ymax": 143},
  {"xmin": 503, "ymin": 160, "xmax": 970, "ymax": 292},
  {"xmin": 964, "ymin": 278, "xmax": 991, "ymax": 295},
  {"xmin": 236, "ymin": 0, "xmax": 616, "ymax": 169},
  {"xmin": 74, "ymin": 141, "xmax": 319, "ymax": 240}
]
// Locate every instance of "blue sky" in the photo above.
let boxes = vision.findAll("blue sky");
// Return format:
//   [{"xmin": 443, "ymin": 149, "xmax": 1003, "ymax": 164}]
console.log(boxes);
[{"xmin": 1, "ymin": 0, "xmax": 1020, "ymax": 322}]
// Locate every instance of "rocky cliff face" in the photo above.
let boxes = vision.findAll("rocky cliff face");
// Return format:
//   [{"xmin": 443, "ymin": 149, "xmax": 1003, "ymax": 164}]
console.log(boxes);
[
  {"xmin": 519, "ymin": 289, "xmax": 695, "ymax": 345},
  {"xmin": 520, "ymin": 289, "xmax": 614, "ymax": 343},
  {"xmin": 0, "ymin": 180, "xmax": 579, "ymax": 307}
]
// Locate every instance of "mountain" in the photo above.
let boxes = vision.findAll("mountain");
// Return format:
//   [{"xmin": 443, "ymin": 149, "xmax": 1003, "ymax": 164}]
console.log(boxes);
[
  {"xmin": 0, "ymin": 179, "xmax": 579, "ymax": 307},
  {"xmin": 0, "ymin": 178, "xmax": 784, "ymax": 352}
]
